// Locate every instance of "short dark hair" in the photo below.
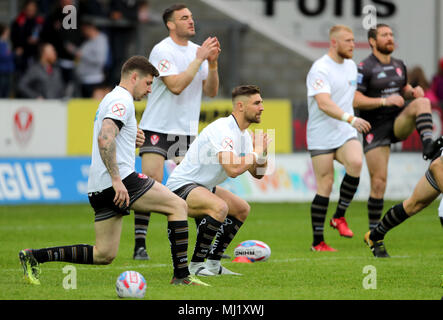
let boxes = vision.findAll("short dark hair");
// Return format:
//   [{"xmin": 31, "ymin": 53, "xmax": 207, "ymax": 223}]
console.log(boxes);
[
  {"xmin": 231, "ymin": 85, "xmax": 261, "ymax": 101},
  {"xmin": 162, "ymin": 3, "xmax": 188, "ymax": 30},
  {"xmin": 367, "ymin": 23, "xmax": 391, "ymax": 41},
  {"xmin": 121, "ymin": 56, "xmax": 159, "ymax": 78}
]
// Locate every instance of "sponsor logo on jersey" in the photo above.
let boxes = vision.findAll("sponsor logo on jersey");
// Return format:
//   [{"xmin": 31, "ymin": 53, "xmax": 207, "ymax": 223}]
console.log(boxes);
[
  {"xmin": 312, "ymin": 79, "xmax": 324, "ymax": 90},
  {"xmin": 158, "ymin": 59, "xmax": 171, "ymax": 72},
  {"xmin": 377, "ymin": 71, "xmax": 387, "ymax": 79},
  {"xmin": 111, "ymin": 103, "xmax": 126, "ymax": 117},
  {"xmin": 222, "ymin": 137, "xmax": 234, "ymax": 150}
]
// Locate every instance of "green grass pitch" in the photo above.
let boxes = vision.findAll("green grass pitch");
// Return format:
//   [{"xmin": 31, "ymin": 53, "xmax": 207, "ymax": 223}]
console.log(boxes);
[{"xmin": 0, "ymin": 201, "xmax": 442, "ymax": 300}]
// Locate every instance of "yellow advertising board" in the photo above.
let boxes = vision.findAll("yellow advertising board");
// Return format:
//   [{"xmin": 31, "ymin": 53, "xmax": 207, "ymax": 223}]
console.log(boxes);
[
  {"xmin": 67, "ymin": 99, "xmax": 148, "ymax": 155},
  {"xmin": 67, "ymin": 99, "xmax": 291, "ymax": 155}
]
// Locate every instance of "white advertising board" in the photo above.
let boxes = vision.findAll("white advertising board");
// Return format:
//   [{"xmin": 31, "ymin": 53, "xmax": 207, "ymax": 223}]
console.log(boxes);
[
  {"xmin": 204, "ymin": 0, "xmax": 442, "ymax": 80},
  {"xmin": 219, "ymin": 152, "xmax": 429, "ymax": 202},
  {"xmin": 0, "ymin": 99, "xmax": 67, "ymax": 157}
]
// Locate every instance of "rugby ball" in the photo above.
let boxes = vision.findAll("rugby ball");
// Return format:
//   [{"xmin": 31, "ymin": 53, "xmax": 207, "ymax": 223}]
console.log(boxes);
[
  {"xmin": 233, "ymin": 240, "xmax": 271, "ymax": 262},
  {"xmin": 116, "ymin": 271, "xmax": 146, "ymax": 298}
]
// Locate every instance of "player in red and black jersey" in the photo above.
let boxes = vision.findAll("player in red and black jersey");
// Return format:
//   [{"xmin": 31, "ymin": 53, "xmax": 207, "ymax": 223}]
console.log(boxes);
[{"xmin": 354, "ymin": 24, "xmax": 442, "ymax": 231}]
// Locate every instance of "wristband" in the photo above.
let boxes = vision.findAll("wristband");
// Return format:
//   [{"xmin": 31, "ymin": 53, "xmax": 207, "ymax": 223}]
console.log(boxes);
[
  {"xmin": 341, "ymin": 112, "xmax": 356, "ymax": 125},
  {"xmin": 252, "ymin": 152, "xmax": 267, "ymax": 164},
  {"xmin": 381, "ymin": 98, "xmax": 386, "ymax": 107}
]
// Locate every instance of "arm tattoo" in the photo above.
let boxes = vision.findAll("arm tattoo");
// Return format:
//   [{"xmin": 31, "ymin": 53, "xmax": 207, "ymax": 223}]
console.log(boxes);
[{"xmin": 98, "ymin": 120, "xmax": 120, "ymax": 179}]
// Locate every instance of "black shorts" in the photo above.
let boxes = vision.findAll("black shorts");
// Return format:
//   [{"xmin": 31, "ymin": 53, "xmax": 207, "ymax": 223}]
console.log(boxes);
[
  {"xmin": 88, "ymin": 172, "xmax": 155, "ymax": 222},
  {"xmin": 139, "ymin": 130, "xmax": 195, "ymax": 159},
  {"xmin": 362, "ymin": 117, "xmax": 400, "ymax": 153},
  {"xmin": 172, "ymin": 183, "xmax": 217, "ymax": 200},
  {"xmin": 361, "ymin": 102, "xmax": 413, "ymax": 154},
  {"xmin": 425, "ymin": 169, "xmax": 440, "ymax": 192}
]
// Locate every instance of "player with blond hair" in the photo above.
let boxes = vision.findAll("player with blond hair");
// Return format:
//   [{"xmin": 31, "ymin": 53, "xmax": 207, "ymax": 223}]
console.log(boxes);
[{"xmin": 306, "ymin": 25, "xmax": 371, "ymax": 251}]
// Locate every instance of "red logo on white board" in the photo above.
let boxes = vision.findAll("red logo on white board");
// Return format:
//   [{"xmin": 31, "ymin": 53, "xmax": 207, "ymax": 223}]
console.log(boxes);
[{"xmin": 13, "ymin": 107, "xmax": 34, "ymax": 146}]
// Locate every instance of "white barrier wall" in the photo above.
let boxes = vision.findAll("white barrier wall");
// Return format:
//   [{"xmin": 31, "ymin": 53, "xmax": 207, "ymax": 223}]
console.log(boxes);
[
  {"xmin": 0, "ymin": 99, "xmax": 67, "ymax": 157},
  {"xmin": 218, "ymin": 153, "xmax": 429, "ymax": 202}
]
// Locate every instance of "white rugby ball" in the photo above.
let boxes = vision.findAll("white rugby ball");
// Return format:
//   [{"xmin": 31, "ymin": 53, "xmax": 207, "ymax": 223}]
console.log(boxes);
[
  {"xmin": 234, "ymin": 240, "xmax": 271, "ymax": 262},
  {"xmin": 116, "ymin": 271, "xmax": 146, "ymax": 298}
]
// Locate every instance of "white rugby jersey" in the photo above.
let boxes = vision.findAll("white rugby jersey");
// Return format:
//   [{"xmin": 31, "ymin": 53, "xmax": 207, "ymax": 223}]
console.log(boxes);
[
  {"xmin": 166, "ymin": 115, "xmax": 253, "ymax": 191},
  {"xmin": 88, "ymin": 86, "xmax": 137, "ymax": 192},
  {"xmin": 139, "ymin": 37, "xmax": 209, "ymax": 136},
  {"xmin": 306, "ymin": 54, "xmax": 358, "ymax": 150}
]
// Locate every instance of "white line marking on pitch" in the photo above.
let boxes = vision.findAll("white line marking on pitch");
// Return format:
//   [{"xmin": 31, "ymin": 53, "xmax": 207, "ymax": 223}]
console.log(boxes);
[{"xmin": 8, "ymin": 255, "xmax": 412, "ymax": 272}]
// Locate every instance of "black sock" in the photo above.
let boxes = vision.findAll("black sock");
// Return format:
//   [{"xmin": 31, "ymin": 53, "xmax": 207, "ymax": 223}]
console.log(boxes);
[
  {"xmin": 32, "ymin": 244, "xmax": 94, "ymax": 264},
  {"xmin": 333, "ymin": 174, "xmax": 360, "ymax": 219},
  {"xmin": 370, "ymin": 203, "xmax": 410, "ymax": 241},
  {"xmin": 134, "ymin": 211, "xmax": 150, "ymax": 250},
  {"xmin": 195, "ymin": 217, "xmax": 203, "ymax": 230},
  {"xmin": 416, "ymin": 113, "xmax": 434, "ymax": 147},
  {"xmin": 191, "ymin": 216, "xmax": 222, "ymax": 263},
  {"xmin": 167, "ymin": 220, "xmax": 190, "ymax": 279},
  {"xmin": 440, "ymin": 217, "xmax": 443, "ymax": 228},
  {"xmin": 311, "ymin": 194, "xmax": 329, "ymax": 246},
  {"xmin": 368, "ymin": 197, "xmax": 384, "ymax": 230},
  {"xmin": 207, "ymin": 216, "xmax": 243, "ymax": 261}
]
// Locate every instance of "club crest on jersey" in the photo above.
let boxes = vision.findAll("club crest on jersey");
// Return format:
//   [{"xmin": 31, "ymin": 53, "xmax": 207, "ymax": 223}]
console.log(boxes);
[
  {"xmin": 396, "ymin": 68, "xmax": 403, "ymax": 77},
  {"xmin": 222, "ymin": 137, "xmax": 234, "ymax": 150},
  {"xmin": 111, "ymin": 103, "xmax": 126, "ymax": 117},
  {"xmin": 158, "ymin": 59, "xmax": 170, "ymax": 72},
  {"xmin": 150, "ymin": 134, "xmax": 160, "ymax": 145},
  {"xmin": 312, "ymin": 79, "xmax": 324, "ymax": 90}
]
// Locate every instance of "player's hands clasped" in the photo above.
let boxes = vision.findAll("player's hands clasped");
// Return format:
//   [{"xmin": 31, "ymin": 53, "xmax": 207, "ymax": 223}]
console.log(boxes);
[
  {"xmin": 197, "ymin": 37, "xmax": 221, "ymax": 62},
  {"xmin": 252, "ymin": 131, "xmax": 272, "ymax": 156},
  {"xmin": 352, "ymin": 117, "xmax": 371, "ymax": 134}
]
